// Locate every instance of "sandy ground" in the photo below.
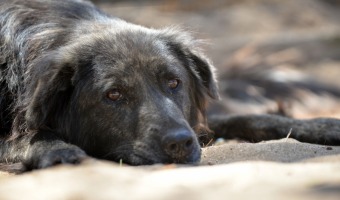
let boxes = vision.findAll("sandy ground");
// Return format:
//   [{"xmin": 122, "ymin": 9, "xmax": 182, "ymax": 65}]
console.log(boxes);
[{"xmin": 0, "ymin": 139, "xmax": 339, "ymax": 200}]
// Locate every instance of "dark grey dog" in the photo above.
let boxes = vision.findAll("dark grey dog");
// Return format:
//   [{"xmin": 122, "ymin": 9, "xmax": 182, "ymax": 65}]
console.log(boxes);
[
  {"xmin": 1, "ymin": 0, "xmax": 339, "ymax": 171},
  {"xmin": 0, "ymin": 0, "xmax": 219, "ymax": 169}
]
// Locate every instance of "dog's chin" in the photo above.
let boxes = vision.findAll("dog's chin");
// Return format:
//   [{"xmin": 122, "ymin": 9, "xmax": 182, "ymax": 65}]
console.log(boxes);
[
  {"xmin": 125, "ymin": 149, "xmax": 202, "ymax": 166},
  {"xmin": 105, "ymin": 141, "xmax": 202, "ymax": 166},
  {"xmin": 125, "ymin": 154, "xmax": 160, "ymax": 166}
]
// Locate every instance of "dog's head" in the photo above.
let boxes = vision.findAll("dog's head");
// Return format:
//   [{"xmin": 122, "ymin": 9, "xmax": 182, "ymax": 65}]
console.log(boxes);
[{"xmin": 24, "ymin": 23, "xmax": 218, "ymax": 165}]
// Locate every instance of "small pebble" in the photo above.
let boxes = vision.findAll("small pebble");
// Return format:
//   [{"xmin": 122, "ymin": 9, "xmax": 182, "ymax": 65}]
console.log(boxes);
[
  {"xmin": 213, "ymin": 138, "xmax": 226, "ymax": 146},
  {"xmin": 207, "ymin": 161, "xmax": 214, "ymax": 165}
]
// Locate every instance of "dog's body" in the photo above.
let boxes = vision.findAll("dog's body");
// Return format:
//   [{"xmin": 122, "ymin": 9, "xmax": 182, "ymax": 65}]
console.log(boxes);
[
  {"xmin": 0, "ymin": 0, "xmax": 220, "ymax": 169},
  {"xmin": 0, "ymin": 0, "xmax": 339, "ymax": 170}
]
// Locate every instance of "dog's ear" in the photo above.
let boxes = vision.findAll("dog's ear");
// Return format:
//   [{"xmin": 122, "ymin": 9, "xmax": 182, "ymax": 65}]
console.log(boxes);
[
  {"xmin": 188, "ymin": 51, "xmax": 219, "ymax": 100},
  {"xmin": 25, "ymin": 53, "xmax": 76, "ymax": 130},
  {"xmin": 160, "ymin": 29, "xmax": 219, "ymax": 100}
]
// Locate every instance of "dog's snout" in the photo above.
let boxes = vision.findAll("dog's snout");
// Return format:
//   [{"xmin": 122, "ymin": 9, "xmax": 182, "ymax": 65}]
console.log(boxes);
[{"xmin": 162, "ymin": 129, "xmax": 196, "ymax": 160}]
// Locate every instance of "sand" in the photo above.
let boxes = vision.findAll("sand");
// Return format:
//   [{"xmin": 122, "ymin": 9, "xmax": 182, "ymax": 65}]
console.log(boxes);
[{"xmin": 0, "ymin": 139, "xmax": 339, "ymax": 200}]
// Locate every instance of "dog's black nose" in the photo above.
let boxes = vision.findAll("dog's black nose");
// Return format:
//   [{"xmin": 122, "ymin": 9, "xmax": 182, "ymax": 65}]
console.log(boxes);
[{"xmin": 162, "ymin": 129, "xmax": 196, "ymax": 161}]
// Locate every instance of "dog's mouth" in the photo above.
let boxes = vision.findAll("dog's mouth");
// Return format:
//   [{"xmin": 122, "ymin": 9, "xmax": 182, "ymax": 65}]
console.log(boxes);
[
  {"xmin": 127, "ymin": 153, "xmax": 161, "ymax": 166},
  {"xmin": 104, "ymin": 142, "xmax": 201, "ymax": 166},
  {"xmin": 129, "ymin": 149, "xmax": 201, "ymax": 166}
]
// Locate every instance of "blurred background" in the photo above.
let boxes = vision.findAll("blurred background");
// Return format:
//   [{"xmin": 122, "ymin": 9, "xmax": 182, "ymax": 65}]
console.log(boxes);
[{"xmin": 93, "ymin": 0, "xmax": 340, "ymax": 119}]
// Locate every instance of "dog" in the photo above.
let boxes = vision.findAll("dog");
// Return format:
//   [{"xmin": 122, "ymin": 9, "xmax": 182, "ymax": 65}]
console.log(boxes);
[
  {"xmin": 1, "ymin": 0, "xmax": 339, "ymax": 171},
  {"xmin": 0, "ymin": 0, "xmax": 220, "ymax": 170}
]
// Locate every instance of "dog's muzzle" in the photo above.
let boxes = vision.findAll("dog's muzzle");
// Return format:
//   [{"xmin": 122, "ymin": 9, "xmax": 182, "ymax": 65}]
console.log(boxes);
[{"xmin": 161, "ymin": 129, "xmax": 201, "ymax": 163}]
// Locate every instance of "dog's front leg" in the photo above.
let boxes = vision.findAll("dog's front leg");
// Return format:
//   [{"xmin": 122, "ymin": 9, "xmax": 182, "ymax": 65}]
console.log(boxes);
[{"xmin": 0, "ymin": 130, "xmax": 87, "ymax": 170}]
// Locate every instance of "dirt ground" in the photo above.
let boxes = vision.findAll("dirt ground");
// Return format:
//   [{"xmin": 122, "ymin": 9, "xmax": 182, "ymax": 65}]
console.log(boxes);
[{"xmin": 0, "ymin": 0, "xmax": 340, "ymax": 199}]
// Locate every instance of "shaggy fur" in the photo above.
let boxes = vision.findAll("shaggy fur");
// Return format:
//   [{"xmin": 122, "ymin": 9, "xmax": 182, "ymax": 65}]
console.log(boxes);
[{"xmin": 0, "ymin": 0, "xmax": 218, "ymax": 169}]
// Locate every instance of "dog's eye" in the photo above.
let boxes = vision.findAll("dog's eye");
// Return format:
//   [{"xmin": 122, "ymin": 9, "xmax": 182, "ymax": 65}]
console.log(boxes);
[
  {"xmin": 107, "ymin": 89, "xmax": 122, "ymax": 101},
  {"xmin": 168, "ymin": 79, "xmax": 180, "ymax": 90}
]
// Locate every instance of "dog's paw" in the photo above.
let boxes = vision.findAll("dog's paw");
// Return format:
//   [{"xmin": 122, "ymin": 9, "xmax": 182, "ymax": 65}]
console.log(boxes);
[{"xmin": 27, "ymin": 147, "xmax": 87, "ymax": 170}]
